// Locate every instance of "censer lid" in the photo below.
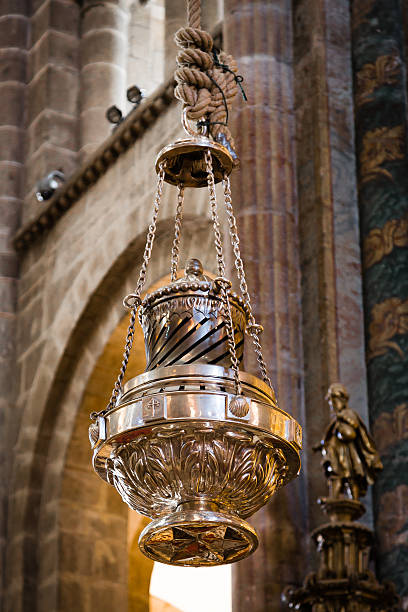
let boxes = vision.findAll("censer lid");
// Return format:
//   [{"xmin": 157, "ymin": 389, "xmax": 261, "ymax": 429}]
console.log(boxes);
[{"xmin": 141, "ymin": 258, "xmax": 249, "ymax": 317}]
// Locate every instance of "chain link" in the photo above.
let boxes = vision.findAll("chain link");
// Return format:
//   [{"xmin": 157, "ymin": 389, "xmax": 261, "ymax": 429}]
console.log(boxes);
[
  {"xmin": 92, "ymin": 166, "xmax": 166, "ymax": 420},
  {"xmin": 131, "ymin": 164, "xmax": 165, "ymax": 301},
  {"xmin": 205, "ymin": 149, "xmax": 241, "ymax": 396},
  {"xmin": 91, "ymin": 306, "xmax": 137, "ymax": 420},
  {"xmin": 170, "ymin": 183, "xmax": 184, "ymax": 282},
  {"xmin": 222, "ymin": 174, "xmax": 272, "ymax": 389}
]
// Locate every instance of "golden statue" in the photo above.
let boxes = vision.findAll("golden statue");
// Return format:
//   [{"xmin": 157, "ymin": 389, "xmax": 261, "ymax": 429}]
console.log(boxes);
[
  {"xmin": 315, "ymin": 383, "xmax": 383, "ymax": 500},
  {"xmin": 284, "ymin": 383, "xmax": 399, "ymax": 611}
]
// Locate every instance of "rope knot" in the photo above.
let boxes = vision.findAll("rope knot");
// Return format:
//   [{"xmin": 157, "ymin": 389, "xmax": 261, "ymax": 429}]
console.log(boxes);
[{"xmin": 173, "ymin": 24, "xmax": 241, "ymax": 163}]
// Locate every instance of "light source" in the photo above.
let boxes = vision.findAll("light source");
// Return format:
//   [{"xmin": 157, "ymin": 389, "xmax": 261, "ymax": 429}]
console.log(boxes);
[
  {"xmin": 89, "ymin": 0, "xmax": 302, "ymax": 567},
  {"xmin": 105, "ymin": 104, "xmax": 123, "ymax": 126},
  {"xmin": 127, "ymin": 84, "xmax": 144, "ymax": 105},
  {"xmin": 35, "ymin": 170, "xmax": 65, "ymax": 202}
]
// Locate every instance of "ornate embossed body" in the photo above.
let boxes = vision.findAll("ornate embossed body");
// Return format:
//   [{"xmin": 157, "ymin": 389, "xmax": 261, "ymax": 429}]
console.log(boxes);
[
  {"xmin": 106, "ymin": 423, "xmax": 287, "ymax": 518},
  {"xmin": 92, "ymin": 363, "xmax": 301, "ymax": 566},
  {"xmin": 92, "ymin": 264, "xmax": 301, "ymax": 566}
]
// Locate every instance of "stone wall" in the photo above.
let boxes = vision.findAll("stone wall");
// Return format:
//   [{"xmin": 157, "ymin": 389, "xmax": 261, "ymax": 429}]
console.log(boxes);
[
  {"xmin": 1, "ymin": 1, "xmax": 405, "ymax": 611},
  {"xmin": 6, "ymin": 95, "xmax": 218, "ymax": 611},
  {"xmin": 0, "ymin": 2, "xmax": 29, "ymax": 607}
]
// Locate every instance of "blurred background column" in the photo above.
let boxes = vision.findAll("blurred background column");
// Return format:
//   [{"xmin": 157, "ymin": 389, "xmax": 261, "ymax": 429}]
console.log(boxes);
[
  {"xmin": 79, "ymin": 0, "xmax": 129, "ymax": 159},
  {"xmin": 293, "ymin": 0, "xmax": 369, "ymax": 530},
  {"xmin": 0, "ymin": 1, "xmax": 28, "ymax": 605},
  {"xmin": 351, "ymin": 0, "xmax": 408, "ymax": 606},
  {"xmin": 223, "ymin": 1, "xmax": 307, "ymax": 609},
  {"xmin": 24, "ymin": 0, "xmax": 81, "ymax": 223}
]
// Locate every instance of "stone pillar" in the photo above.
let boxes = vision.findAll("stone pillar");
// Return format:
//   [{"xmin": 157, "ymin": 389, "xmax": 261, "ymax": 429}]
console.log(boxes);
[
  {"xmin": 24, "ymin": 0, "xmax": 81, "ymax": 223},
  {"xmin": 351, "ymin": 0, "xmax": 408, "ymax": 607},
  {"xmin": 223, "ymin": 2, "xmax": 307, "ymax": 609},
  {"xmin": 127, "ymin": 0, "xmax": 164, "ymax": 96},
  {"xmin": 79, "ymin": 0, "xmax": 129, "ymax": 159},
  {"xmin": 164, "ymin": 0, "xmax": 222, "ymax": 86},
  {"xmin": 164, "ymin": 0, "xmax": 185, "ymax": 80},
  {"xmin": 293, "ymin": 0, "xmax": 369, "ymax": 528},
  {"xmin": 0, "ymin": 1, "xmax": 28, "ymax": 605}
]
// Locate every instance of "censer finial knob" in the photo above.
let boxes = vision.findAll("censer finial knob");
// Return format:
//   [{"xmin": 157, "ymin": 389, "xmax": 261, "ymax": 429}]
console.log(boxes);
[{"xmin": 185, "ymin": 257, "xmax": 204, "ymax": 279}]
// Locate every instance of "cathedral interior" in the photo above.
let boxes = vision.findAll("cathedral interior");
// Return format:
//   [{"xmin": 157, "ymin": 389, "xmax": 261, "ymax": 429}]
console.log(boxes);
[{"xmin": 0, "ymin": 0, "xmax": 407, "ymax": 611}]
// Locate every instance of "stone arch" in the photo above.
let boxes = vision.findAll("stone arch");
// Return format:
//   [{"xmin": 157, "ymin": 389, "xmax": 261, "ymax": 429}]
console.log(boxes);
[
  {"xmin": 8, "ymin": 197, "xmax": 216, "ymax": 611},
  {"xmin": 7, "ymin": 152, "xmax": 214, "ymax": 612},
  {"xmin": 58, "ymin": 311, "xmax": 150, "ymax": 611}
]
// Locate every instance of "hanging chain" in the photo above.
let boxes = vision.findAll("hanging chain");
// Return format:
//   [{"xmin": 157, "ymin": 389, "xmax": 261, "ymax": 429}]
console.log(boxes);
[
  {"xmin": 223, "ymin": 174, "xmax": 273, "ymax": 389},
  {"xmin": 205, "ymin": 149, "xmax": 242, "ymax": 396},
  {"xmin": 123, "ymin": 164, "xmax": 165, "ymax": 309},
  {"xmin": 91, "ymin": 166, "xmax": 166, "ymax": 421},
  {"xmin": 90, "ymin": 306, "xmax": 138, "ymax": 420},
  {"xmin": 170, "ymin": 183, "xmax": 184, "ymax": 282}
]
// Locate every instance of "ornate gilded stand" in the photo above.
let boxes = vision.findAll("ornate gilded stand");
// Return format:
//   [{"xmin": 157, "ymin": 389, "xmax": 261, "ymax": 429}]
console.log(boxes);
[{"xmin": 283, "ymin": 384, "xmax": 399, "ymax": 611}]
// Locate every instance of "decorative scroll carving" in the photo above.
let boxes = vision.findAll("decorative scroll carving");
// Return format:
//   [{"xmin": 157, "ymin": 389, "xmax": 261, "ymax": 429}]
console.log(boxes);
[
  {"xmin": 359, "ymin": 124, "xmax": 405, "ymax": 184},
  {"xmin": 356, "ymin": 54, "xmax": 400, "ymax": 106},
  {"xmin": 363, "ymin": 215, "xmax": 408, "ymax": 269},
  {"xmin": 368, "ymin": 297, "xmax": 408, "ymax": 360},
  {"xmin": 106, "ymin": 423, "xmax": 287, "ymax": 519}
]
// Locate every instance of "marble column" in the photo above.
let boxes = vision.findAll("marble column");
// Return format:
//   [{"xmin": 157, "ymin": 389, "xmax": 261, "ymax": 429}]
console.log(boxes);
[
  {"xmin": 293, "ymin": 0, "xmax": 369, "ymax": 530},
  {"xmin": 351, "ymin": 0, "xmax": 408, "ymax": 607},
  {"xmin": 223, "ymin": 2, "xmax": 307, "ymax": 609}
]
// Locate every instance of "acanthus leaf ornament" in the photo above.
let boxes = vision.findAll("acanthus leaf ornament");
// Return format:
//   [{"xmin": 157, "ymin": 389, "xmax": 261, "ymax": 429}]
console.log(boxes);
[{"xmin": 89, "ymin": 0, "xmax": 302, "ymax": 567}]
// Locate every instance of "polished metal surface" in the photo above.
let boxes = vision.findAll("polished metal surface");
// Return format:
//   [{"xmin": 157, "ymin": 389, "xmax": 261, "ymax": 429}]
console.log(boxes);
[
  {"xmin": 139, "ymin": 502, "xmax": 258, "ymax": 566},
  {"xmin": 91, "ymin": 362, "xmax": 301, "ymax": 565},
  {"xmin": 155, "ymin": 137, "xmax": 234, "ymax": 187},
  {"xmin": 141, "ymin": 276, "xmax": 248, "ymax": 369},
  {"xmin": 103, "ymin": 421, "xmax": 290, "ymax": 519},
  {"xmin": 90, "ymin": 141, "xmax": 303, "ymax": 567},
  {"xmin": 90, "ymin": 7, "xmax": 303, "ymax": 568},
  {"xmin": 284, "ymin": 384, "xmax": 398, "ymax": 611}
]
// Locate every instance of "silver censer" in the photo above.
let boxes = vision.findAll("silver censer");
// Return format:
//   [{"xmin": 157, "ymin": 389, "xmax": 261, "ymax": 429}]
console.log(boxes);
[{"xmin": 89, "ymin": 132, "xmax": 302, "ymax": 567}]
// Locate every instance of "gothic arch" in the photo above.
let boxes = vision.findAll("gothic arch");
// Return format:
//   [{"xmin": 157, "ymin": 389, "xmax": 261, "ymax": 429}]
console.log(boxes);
[{"xmin": 8, "ymin": 196, "xmax": 215, "ymax": 611}]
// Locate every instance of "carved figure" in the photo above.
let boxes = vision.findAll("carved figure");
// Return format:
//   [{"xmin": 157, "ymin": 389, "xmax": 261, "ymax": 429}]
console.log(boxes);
[{"xmin": 315, "ymin": 383, "xmax": 383, "ymax": 500}]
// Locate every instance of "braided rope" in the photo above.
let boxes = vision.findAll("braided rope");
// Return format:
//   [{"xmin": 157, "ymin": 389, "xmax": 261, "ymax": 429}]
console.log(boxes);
[
  {"xmin": 174, "ymin": 1, "xmax": 239, "ymax": 159},
  {"xmin": 187, "ymin": 0, "xmax": 201, "ymax": 29}
]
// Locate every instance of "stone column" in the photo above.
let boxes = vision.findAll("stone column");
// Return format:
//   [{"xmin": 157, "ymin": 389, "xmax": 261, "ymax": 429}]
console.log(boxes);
[
  {"xmin": 164, "ymin": 0, "xmax": 185, "ymax": 80},
  {"xmin": 127, "ymin": 0, "xmax": 164, "ymax": 96},
  {"xmin": 223, "ymin": 2, "xmax": 307, "ymax": 609},
  {"xmin": 24, "ymin": 0, "xmax": 81, "ymax": 224},
  {"xmin": 293, "ymin": 0, "xmax": 369, "ymax": 528},
  {"xmin": 351, "ymin": 0, "xmax": 408, "ymax": 607},
  {"xmin": 0, "ymin": 1, "xmax": 28, "ymax": 605},
  {"xmin": 79, "ymin": 0, "xmax": 129, "ymax": 159},
  {"xmin": 164, "ymin": 0, "xmax": 222, "ymax": 86}
]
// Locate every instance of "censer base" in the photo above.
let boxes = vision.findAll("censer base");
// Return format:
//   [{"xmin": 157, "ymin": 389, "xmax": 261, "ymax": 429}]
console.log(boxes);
[{"xmin": 139, "ymin": 501, "xmax": 258, "ymax": 567}]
